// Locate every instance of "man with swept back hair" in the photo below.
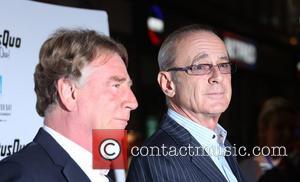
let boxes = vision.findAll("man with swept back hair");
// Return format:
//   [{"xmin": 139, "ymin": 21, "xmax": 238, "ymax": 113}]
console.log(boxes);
[
  {"xmin": 0, "ymin": 28, "xmax": 138, "ymax": 182},
  {"xmin": 127, "ymin": 24, "xmax": 245, "ymax": 182}
]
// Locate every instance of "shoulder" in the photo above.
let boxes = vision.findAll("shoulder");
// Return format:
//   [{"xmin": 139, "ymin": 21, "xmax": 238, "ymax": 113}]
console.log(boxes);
[
  {"xmin": 0, "ymin": 141, "xmax": 48, "ymax": 165},
  {"xmin": 144, "ymin": 127, "xmax": 176, "ymax": 147},
  {"xmin": 0, "ymin": 141, "xmax": 52, "ymax": 181},
  {"xmin": 127, "ymin": 128, "xmax": 188, "ymax": 182},
  {"xmin": 130, "ymin": 128, "xmax": 176, "ymax": 165}
]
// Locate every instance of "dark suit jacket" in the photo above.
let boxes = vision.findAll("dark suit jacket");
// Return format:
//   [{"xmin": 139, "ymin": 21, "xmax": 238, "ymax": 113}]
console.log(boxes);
[
  {"xmin": 0, "ymin": 128, "xmax": 91, "ymax": 182},
  {"xmin": 127, "ymin": 114, "xmax": 246, "ymax": 182}
]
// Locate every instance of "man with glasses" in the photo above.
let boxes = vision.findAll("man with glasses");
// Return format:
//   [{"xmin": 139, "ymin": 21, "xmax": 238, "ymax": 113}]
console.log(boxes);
[{"xmin": 127, "ymin": 25, "xmax": 245, "ymax": 182}]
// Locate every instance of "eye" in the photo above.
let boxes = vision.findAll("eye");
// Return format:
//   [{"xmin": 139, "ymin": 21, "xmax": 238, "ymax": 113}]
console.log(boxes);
[
  {"xmin": 195, "ymin": 64, "xmax": 210, "ymax": 70},
  {"xmin": 190, "ymin": 65, "xmax": 199, "ymax": 71},
  {"xmin": 113, "ymin": 83, "xmax": 121, "ymax": 88},
  {"xmin": 219, "ymin": 63, "xmax": 230, "ymax": 68}
]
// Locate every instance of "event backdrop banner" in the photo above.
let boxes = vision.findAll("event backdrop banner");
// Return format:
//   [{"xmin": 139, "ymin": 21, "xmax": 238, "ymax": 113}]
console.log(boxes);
[{"xmin": 0, "ymin": 0, "xmax": 109, "ymax": 159}]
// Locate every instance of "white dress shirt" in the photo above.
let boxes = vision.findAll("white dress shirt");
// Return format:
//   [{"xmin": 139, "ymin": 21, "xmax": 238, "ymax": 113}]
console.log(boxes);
[{"xmin": 43, "ymin": 126, "xmax": 109, "ymax": 182}]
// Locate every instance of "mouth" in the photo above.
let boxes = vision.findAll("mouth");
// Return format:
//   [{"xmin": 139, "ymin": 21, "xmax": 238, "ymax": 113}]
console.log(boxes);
[
  {"xmin": 205, "ymin": 92, "xmax": 225, "ymax": 99},
  {"xmin": 115, "ymin": 118, "xmax": 129, "ymax": 128},
  {"xmin": 117, "ymin": 118, "xmax": 129, "ymax": 122}
]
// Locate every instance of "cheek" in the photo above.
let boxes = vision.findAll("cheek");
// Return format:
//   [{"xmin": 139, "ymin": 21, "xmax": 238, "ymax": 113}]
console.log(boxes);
[
  {"xmin": 97, "ymin": 92, "xmax": 119, "ymax": 111},
  {"xmin": 224, "ymin": 77, "xmax": 232, "ymax": 99},
  {"xmin": 227, "ymin": 86, "xmax": 232, "ymax": 100},
  {"xmin": 87, "ymin": 88, "xmax": 116, "ymax": 114},
  {"xmin": 176, "ymin": 82, "xmax": 195, "ymax": 104}
]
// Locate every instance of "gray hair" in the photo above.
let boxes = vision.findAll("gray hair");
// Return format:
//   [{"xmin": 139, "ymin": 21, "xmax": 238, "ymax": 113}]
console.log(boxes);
[{"xmin": 158, "ymin": 24, "xmax": 216, "ymax": 71}]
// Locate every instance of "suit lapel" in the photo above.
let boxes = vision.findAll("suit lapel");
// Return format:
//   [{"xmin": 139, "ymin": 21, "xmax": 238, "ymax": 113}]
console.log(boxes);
[
  {"xmin": 33, "ymin": 128, "xmax": 90, "ymax": 182},
  {"xmin": 161, "ymin": 115, "xmax": 227, "ymax": 182},
  {"xmin": 62, "ymin": 159, "xmax": 91, "ymax": 182},
  {"xmin": 224, "ymin": 141, "xmax": 245, "ymax": 181},
  {"xmin": 190, "ymin": 139, "xmax": 228, "ymax": 182}
]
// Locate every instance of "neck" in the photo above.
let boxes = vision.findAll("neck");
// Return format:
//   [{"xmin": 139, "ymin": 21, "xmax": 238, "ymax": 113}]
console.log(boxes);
[
  {"xmin": 44, "ymin": 109, "xmax": 92, "ymax": 152},
  {"xmin": 169, "ymin": 104, "xmax": 220, "ymax": 130}
]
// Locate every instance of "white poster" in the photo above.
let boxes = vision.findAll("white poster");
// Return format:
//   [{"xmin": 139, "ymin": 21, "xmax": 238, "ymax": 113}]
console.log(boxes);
[{"xmin": 0, "ymin": 0, "xmax": 109, "ymax": 159}]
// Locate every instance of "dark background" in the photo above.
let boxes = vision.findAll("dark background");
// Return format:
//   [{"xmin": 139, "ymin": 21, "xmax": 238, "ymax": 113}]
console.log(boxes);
[{"xmin": 34, "ymin": 0, "xmax": 300, "ymax": 160}]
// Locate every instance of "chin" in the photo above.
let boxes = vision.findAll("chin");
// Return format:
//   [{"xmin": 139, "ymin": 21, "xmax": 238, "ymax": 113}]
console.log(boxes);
[
  {"xmin": 207, "ymin": 103, "xmax": 229, "ymax": 114},
  {"xmin": 113, "ymin": 122, "xmax": 128, "ymax": 129},
  {"xmin": 114, "ymin": 126, "xmax": 127, "ymax": 130}
]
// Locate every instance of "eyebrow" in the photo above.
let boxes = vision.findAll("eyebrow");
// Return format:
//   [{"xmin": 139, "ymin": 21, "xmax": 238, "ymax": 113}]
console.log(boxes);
[
  {"xmin": 191, "ymin": 53, "xmax": 229, "ymax": 64},
  {"xmin": 191, "ymin": 53, "xmax": 208, "ymax": 64},
  {"xmin": 220, "ymin": 56, "xmax": 229, "ymax": 61}
]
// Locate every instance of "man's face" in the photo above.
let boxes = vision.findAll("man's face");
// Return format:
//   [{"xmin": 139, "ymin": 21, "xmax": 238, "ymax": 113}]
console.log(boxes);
[
  {"xmin": 171, "ymin": 32, "xmax": 232, "ymax": 118},
  {"xmin": 76, "ymin": 53, "xmax": 138, "ymax": 130}
]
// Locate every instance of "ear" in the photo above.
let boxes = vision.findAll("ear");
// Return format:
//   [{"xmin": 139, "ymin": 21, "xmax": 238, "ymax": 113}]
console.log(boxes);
[
  {"xmin": 56, "ymin": 78, "xmax": 78, "ymax": 112},
  {"xmin": 157, "ymin": 71, "xmax": 176, "ymax": 98}
]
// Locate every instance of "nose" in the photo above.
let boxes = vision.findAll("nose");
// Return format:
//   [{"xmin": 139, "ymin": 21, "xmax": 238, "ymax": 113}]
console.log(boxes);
[
  {"xmin": 208, "ymin": 66, "xmax": 224, "ymax": 84},
  {"xmin": 125, "ymin": 88, "xmax": 138, "ymax": 110}
]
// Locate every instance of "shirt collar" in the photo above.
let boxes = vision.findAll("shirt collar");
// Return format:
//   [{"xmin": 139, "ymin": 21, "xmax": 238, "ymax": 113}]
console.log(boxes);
[
  {"xmin": 43, "ymin": 126, "xmax": 109, "ymax": 181},
  {"xmin": 167, "ymin": 109, "xmax": 227, "ymax": 148}
]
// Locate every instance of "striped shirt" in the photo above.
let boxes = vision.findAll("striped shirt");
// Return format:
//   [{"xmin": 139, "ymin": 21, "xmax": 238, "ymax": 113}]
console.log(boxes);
[{"xmin": 168, "ymin": 109, "xmax": 238, "ymax": 182}]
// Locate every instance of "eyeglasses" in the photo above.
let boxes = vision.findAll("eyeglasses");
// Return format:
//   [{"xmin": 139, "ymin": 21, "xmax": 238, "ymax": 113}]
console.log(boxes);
[{"xmin": 166, "ymin": 62, "xmax": 236, "ymax": 75}]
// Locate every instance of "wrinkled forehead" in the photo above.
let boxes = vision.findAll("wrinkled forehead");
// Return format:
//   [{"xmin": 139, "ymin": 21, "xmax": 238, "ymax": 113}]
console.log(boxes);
[{"xmin": 175, "ymin": 32, "xmax": 228, "ymax": 64}]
